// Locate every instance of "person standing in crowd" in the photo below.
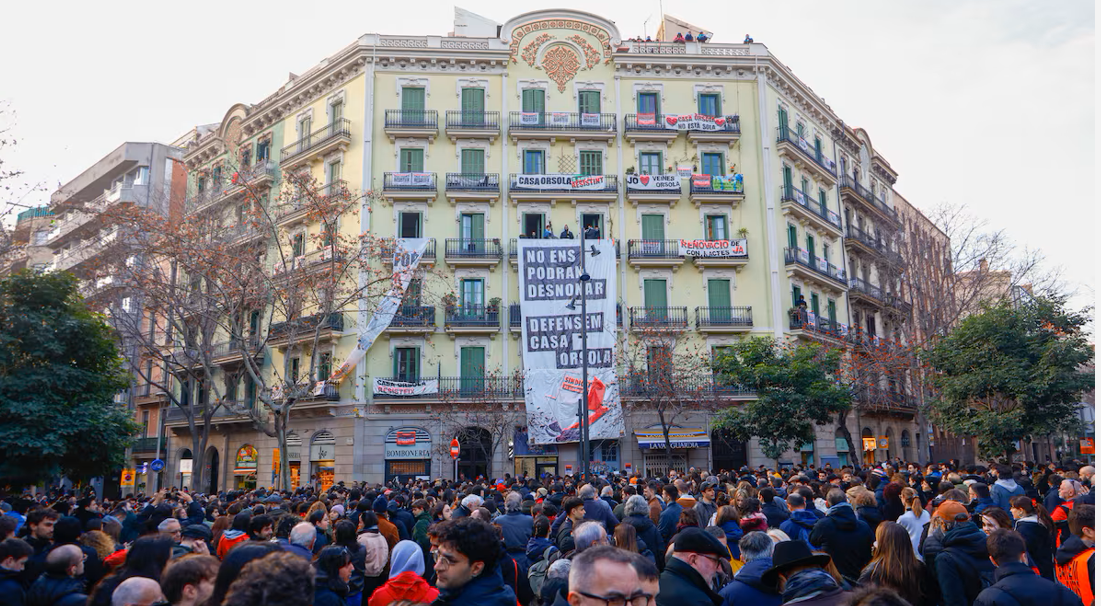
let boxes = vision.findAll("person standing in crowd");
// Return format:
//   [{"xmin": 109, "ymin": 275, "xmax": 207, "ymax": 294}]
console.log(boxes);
[
  {"xmin": 695, "ymin": 482, "xmax": 718, "ymax": 526},
  {"xmin": 159, "ymin": 554, "xmax": 218, "ymax": 606},
  {"xmin": 556, "ymin": 497, "xmax": 586, "ymax": 554},
  {"xmin": 367, "ymin": 540, "xmax": 437, "ymax": 606},
  {"xmin": 313, "ymin": 545, "xmax": 352, "ymax": 606},
  {"xmin": 761, "ymin": 540, "xmax": 849, "ymax": 606},
  {"xmin": 220, "ymin": 551, "xmax": 314, "ymax": 606},
  {"xmin": 0, "ymin": 538, "xmax": 33, "ymax": 606},
  {"xmin": 1009, "ymin": 495, "xmax": 1056, "ymax": 580},
  {"xmin": 719, "ymin": 531, "xmax": 781, "ymax": 606},
  {"xmin": 991, "ymin": 465, "xmax": 1026, "ymax": 511},
  {"xmin": 432, "ymin": 518, "xmax": 516, "ymax": 606},
  {"xmin": 569, "ymin": 545, "xmax": 649, "ymax": 606},
  {"xmin": 216, "ymin": 513, "xmax": 251, "ymax": 559},
  {"xmin": 975, "ymin": 529, "xmax": 1083, "ymax": 606},
  {"xmin": 622, "ymin": 495, "xmax": 665, "ymax": 571},
  {"xmin": 110, "ymin": 576, "xmax": 165, "ymax": 606},
  {"xmin": 1053, "ymin": 479, "xmax": 1089, "ymax": 545},
  {"xmin": 333, "ymin": 519, "xmax": 366, "ymax": 606},
  {"xmin": 809, "ymin": 488, "xmax": 873, "ymax": 585},
  {"xmin": 1055, "ymin": 504, "xmax": 1094, "ymax": 605},
  {"xmin": 285, "ymin": 522, "xmax": 315, "ymax": 560},
  {"xmin": 25, "ymin": 544, "xmax": 86, "ymax": 606},
  {"xmin": 858, "ymin": 522, "xmax": 929, "ymax": 606},
  {"xmin": 932, "ymin": 500, "xmax": 995, "ymax": 606},
  {"xmin": 559, "ymin": 224, "xmax": 574, "ymax": 239},
  {"xmin": 779, "ymin": 494, "xmax": 817, "ymax": 548},
  {"xmin": 895, "ymin": 487, "xmax": 930, "ymax": 560},
  {"xmin": 656, "ymin": 527, "xmax": 727, "ymax": 606},
  {"xmin": 658, "ymin": 485, "xmax": 683, "ymax": 543},
  {"xmin": 372, "ymin": 497, "xmax": 401, "ymax": 549},
  {"xmin": 497, "ymin": 491, "xmax": 534, "ymax": 569}
]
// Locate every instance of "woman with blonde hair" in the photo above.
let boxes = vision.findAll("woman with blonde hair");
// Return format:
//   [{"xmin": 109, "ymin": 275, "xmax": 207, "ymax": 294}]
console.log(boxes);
[
  {"xmin": 894, "ymin": 486, "xmax": 930, "ymax": 559},
  {"xmin": 858, "ymin": 521, "xmax": 929, "ymax": 606},
  {"xmin": 847, "ymin": 486, "xmax": 883, "ymax": 534},
  {"xmin": 81, "ymin": 529, "xmax": 117, "ymax": 561}
]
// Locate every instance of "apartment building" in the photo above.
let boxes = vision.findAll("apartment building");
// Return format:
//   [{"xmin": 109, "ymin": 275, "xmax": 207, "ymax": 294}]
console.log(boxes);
[
  {"xmin": 0, "ymin": 206, "xmax": 54, "ymax": 276},
  {"xmin": 167, "ymin": 8, "xmax": 936, "ymax": 489},
  {"xmin": 46, "ymin": 142, "xmax": 185, "ymax": 491}
]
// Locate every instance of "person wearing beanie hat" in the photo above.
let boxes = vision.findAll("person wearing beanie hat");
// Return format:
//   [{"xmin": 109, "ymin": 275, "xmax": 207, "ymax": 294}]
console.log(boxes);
[
  {"xmin": 372, "ymin": 496, "xmax": 400, "ymax": 550},
  {"xmin": 656, "ymin": 527, "xmax": 726, "ymax": 606},
  {"xmin": 367, "ymin": 540, "xmax": 439, "ymax": 606}
]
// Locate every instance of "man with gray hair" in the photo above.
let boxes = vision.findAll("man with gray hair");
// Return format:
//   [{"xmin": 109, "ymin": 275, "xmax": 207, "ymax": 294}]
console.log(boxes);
[
  {"xmin": 111, "ymin": 576, "xmax": 165, "ymax": 606},
  {"xmin": 622, "ymin": 494, "xmax": 666, "ymax": 570},
  {"xmin": 573, "ymin": 520, "xmax": 609, "ymax": 555},
  {"xmin": 540, "ymin": 557, "xmax": 572, "ymax": 605},
  {"xmin": 25, "ymin": 544, "xmax": 86, "ymax": 606},
  {"xmin": 283, "ymin": 521, "xmax": 315, "ymax": 560},
  {"xmin": 578, "ymin": 484, "xmax": 619, "ymax": 533},
  {"xmin": 718, "ymin": 532, "xmax": 780, "ymax": 606},
  {"xmin": 569, "ymin": 545, "xmax": 647, "ymax": 606},
  {"xmin": 495, "ymin": 491, "xmax": 533, "ymax": 567},
  {"xmin": 456, "ymin": 494, "xmax": 484, "ymax": 519}
]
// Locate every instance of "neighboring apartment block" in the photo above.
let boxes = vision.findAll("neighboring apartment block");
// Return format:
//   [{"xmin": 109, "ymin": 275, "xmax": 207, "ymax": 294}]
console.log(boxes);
[
  {"xmin": 0, "ymin": 206, "xmax": 54, "ymax": 276},
  {"xmin": 163, "ymin": 8, "xmax": 941, "ymax": 490}
]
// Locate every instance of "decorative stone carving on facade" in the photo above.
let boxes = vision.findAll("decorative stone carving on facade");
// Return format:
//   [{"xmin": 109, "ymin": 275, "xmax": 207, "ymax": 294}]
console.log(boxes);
[
  {"xmin": 381, "ymin": 37, "xmax": 429, "ymax": 48},
  {"xmin": 521, "ymin": 33, "xmax": 555, "ymax": 66},
  {"xmin": 872, "ymin": 164, "xmax": 897, "ymax": 185},
  {"xmin": 441, "ymin": 39, "xmax": 490, "ymax": 50},
  {"xmin": 541, "ymin": 45, "xmax": 582, "ymax": 92},
  {"xmin": 702, "ymin": 46, "xmax": 751, "ymax": 56},
  {"xmin": 832, "ymin": 128, "xmax": 860, "ymax": 154},
  {"xmin": 509, "ymin": 19, "xmax": 613, "ymax": 65},
  {"xmin": 223, "ymin": 119, "xmax": 243, "ymax": 157},
  {"xmin": 568, "ymin": 34, "xmax": 600, "ymax": 69}
]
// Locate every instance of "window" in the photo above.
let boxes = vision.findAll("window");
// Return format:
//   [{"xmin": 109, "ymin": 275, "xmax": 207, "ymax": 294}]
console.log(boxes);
[
  {"xmin": 707, "ymin": 279, "xmax": 731, "ymax": 318},
  {"xmin": 638, "ymin": 92, "xmax": 660, "ymax": 115},
  {"xmin": 329, "ymin": 98, "xmax": 344, "ymax": 123},
  {"xmin": 249, "ymin": 310, "xmax": 260, "ymax": 336},
  {"xmin": 327, "ymin": 160, "xmax": 342, "ymax": 184},
  {"xmin": 460, "ymin": 347, "xmax": 486, "ymax": 393},
  {"xmin": 521, "ymin": 89, "xmax": 545, "ymax": 113},
  {"xmin": 818, "ymin": 189, "xmax": 827, "ymax": 209},
  {"xmin": 523, "ymin": 150, "xmax": 545, "ymax": 174},
  {"xmin": 598, "ymin": 440, "xmax": 618, "ymax": 467},
  {"xmin": 32, "ymin": 230, "xmax": 49, "ymax": 246},
  {"xmin": 460, "ymin": 213, "xmax": 485, "ymax": 250},
  {"xmin": 394, "ymin": 347, "xmax": 420, "ymax": 382},
  {"xmin": 461, "ymin": 87, "xmax": 485, "ymax": 114},
  {"xmin": 298, "ymin": 116, "xmax": 312, "ymax": 140},
  {"xmin": 639, "ymin": 152, "xmax": 662, "ymax": 175},
  {"xmin": 522, "ymin": 213, "xmax": 545, "ymax": 239},
  {"xmin": 643, "ymin": 279, "xmax": 667, "ymax": 308},
  {"xmin": 399, "ymin": 148, "xmax": 424, "ymax": 172},
  {"xmin": 698, "ymin": 93, "xmax": 721, "ymax": 117},
  {"xmin": 256, "ymin": 139, "xmax": 270, "ymax": 163},
  {"xmin": 240, "ymin": 147, "xmax": 251, "ymax": 168},
  {"xmin": 211, "ymin": 165, "xmax": 223, "ymax": 186},
  {"xmin": 646, "ymin": 345, "xmax": 672, "ymax": 381},
  {"xmin": 578, "ymin": 90, "xmax": 601, "ymax": 115},
  {"xmin": 810, "ymin": 293, "xmax": 820, "ymax": 316},
  {"xmin": 317, "ymin": 353, "xmax": 332, "ymax": 381},
  {"xmin": 460, "ymin": 149, "xmax": 485, "ymax": 174},
  {"xmin": 806, "ymin": 235, "xmax": 816, "ymax": 262},
  {"xmin": 581, "ymin": 213, "xmax": 603, "ymax": 238},
  {"xmin": 801, "ymin": 177, "xmax": 809, "ymax": 194},
  {"xmin": 141, "ymin": 410, "xmax": 150, "ymax": 436},
  {"xmin": 792, "ymin": 285, "xmax": 802, "ymax": 309},
  {"xmin": 822, "ymin": 244, "xmax": 830, "ymax": 264},
  {"xmin": 782, "ymin": 165, "xmax": 793, "ymax": 192},
  {"xmin": 814, "ymin": 136, "xmax": 822, "ymax": 160},
  {"xmin": 778, "ymin": 107, "xmax": 789, "ymax": 131},
  {"xmin": 787, "ymin": 224, "xmax": 797, "ymax": 249},
  {"xmin": 827, "ymin": 299, "xmax": 837, "ymax": 324},
  {"xmin": 579, "ymin": 151, "xmax": 602, "ymax": 176},
  {"xmin": 134, "ymin": 166, "xmax": 149, "ymax": 185},
  {"xmin": 705, "ymin": 215, "xmax": 727, "ymax": 240},
  {"xmin": 701, "ymin": 152, "xmax": 723, "ymax": 177},
  {"xmin": 290, "ymin": 357, "xmax": 300, "ymax": 383},
  {"xmin": 121, "ymin": 297, "xmax": 133, "ymax": 312},
  {"xmin": 401, "ymin": 87, "xmax": 426, "ymax": 120},
  {"xmin": 403, "ymin": 279, "xmax": 423, "ymax": 306},
  {"xmin": 460, "ymin": 278, "xmax": 484, "ymax": 309},
  {"xmin": 398, "ymin": 212, "xmax": 422, "ymax": 238},
  {"xmin": 641, "ymin": 214, "xmax": 664, "ymax": 241},
  {"xmin": 292, "ymin": 233, "xmax": 305, "ymax": 257}
]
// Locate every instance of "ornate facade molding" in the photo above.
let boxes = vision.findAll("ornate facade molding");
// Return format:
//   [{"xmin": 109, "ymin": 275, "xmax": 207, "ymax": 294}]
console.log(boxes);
[
  {"xmin": 541, "ymin": 45, "xmax": 582, "ymax": 92},
  {"xmin": 441, "ymin": 39, "xmax": 490, "ymax": 50},
  {"xmin": 872, "ymin": 164, "xmax": 897, "ymax": 185},
  {"xmin": 832, "ymin": 128, "xmax": 860, "ymax": 154},
  {"xmin": 380, "ymin": 37, "xmax": 429, "ymax": 48},
  {"xmin": 509, "ymin": 19, "xmax": 613, "ymax": 65},
  {"xmin": 702, "ymin": 46, "xmax": 751, "ymax": 56},
  {"xmin": 521, "ymin": 33, "xmax": 555, "ymax": 66}
]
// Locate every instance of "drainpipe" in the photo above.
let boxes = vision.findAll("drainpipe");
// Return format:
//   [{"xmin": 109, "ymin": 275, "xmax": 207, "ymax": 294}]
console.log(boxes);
[{"xmin": 754, "ymin": 60, "xmax": 783, "ymax": 339}]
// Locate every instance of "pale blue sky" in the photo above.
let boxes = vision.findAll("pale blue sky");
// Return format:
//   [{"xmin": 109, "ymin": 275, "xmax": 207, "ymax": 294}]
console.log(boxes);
[{"xmin": 1, "ymin": 0, "xmax": 1094, "ymax": 308}]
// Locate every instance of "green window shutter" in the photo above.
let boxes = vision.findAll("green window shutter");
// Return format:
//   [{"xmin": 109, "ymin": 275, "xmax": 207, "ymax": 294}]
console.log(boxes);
[
  {"xmin": 792, "ymin": 286, "xmax": 802, "ymax": 309},
  {"xmin": 819, "ymin": 189, "xmax": 828, "ymax": 208},
  {"xmin": 461, "ymin": 213, "xmax": 485, "ymax": 243},
  {"xmin": 806, "ymin": 235, "xmax": 816, "ymax": 260},
  {"xmin": 460, "ymin": 149, "xmax": 485, "ymax": 174},
  {"xmin": 460, "ymin": 346, "xmax": 486, "ymax": 393},
  {"xmin": 461, "ymin": 88, "xmax": 485, "ymax": 112},
  {"xmin": 814, "ymin": 137, "xmax": 822, "ymax": 159},
  {"xmin": 783, "ymin": 166, "xmax": 793, "ymax": 192},
  {"xmin": 641, "ymin": 214, "xmax": 664, "ymax": 240},
  {"xmin": 330, "ymin": 101, "xmax": 343, "ymax": 123},
  {"xmin": 399, "ymin": 149, "xmax": 424, "ymax": 172},
  {"xmin": 579, "ymin": 151, "xmax": 602, "ymax": 176},
  {"xmin": 639, "ymin": 152, "xmax": 662, "ymax": 175},
  {"xmin": 701, "ymin": 153, "xmax": 724, "ymax": 176},
  {"xmin": 460, "ymin": 278, "xmax": 484, "ymax": 308},
  {"xmin": 787, "ymin": 224, "xmax": 797, "ymax": 250},
  {"xmin": 801, "ymin": 177, "xmax": 809, "ymax": 193},
  {"xmin": 778, "ymin": 107, "xmax": 788, "ymax": 129},
  {"xmin": 827, "ymin": 299, "xmax": 837, "ymax": 324},
  {"xmin": 643, "ymin": 279, "xmax": 667, "ymax": 308},
  {"xmin": 706, "ymin": 215, "xmax": 728, "ymax": 240},
  {"xmin": 579, "ymin": 90, "xmax": 601, "ymax": 114},
  {"xmin": 401, "ymin": 87, "xmax": 425, "ymax": 111},
  {"xmin": 708, "ymin": 279, "xmax": 731, "ymax": 322},
  {"xmin": 811, "ymin": 293, "xmax": 820, "ymax": 316},
  {"xmin": 523, "ymin": 150, "xmax": 544, "ymax": 174},
  {"xmin": 522, "ymin": 89, "xmax": 545, "ymax": 113}
]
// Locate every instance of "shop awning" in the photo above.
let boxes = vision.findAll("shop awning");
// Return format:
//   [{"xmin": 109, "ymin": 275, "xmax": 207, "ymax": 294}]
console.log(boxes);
[{"xmin": 635, "ymin": 428, "xmax": 710, "ymax": 449}]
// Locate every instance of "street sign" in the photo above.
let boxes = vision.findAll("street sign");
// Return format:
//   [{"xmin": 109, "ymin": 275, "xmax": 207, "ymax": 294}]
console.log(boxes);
[
  {"xmin": 450, "ymin": 438, "xmax": 460, "ymax": 459},
  {"xmin": 150, "ymin": 459, "xmax": 165, "ymax": 473}
]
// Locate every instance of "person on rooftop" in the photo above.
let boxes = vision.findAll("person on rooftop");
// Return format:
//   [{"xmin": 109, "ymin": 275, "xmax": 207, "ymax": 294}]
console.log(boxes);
[
  {"xmin": 685, "ymin": 32, "xmax": 694, "ymax": 42},
  {"xmin": 697, "ymin": 31, "xmax": 709, "ymax": 42},
  {"xmin": 674, "ymin": 32, "xmax": 685, "ymax": 42}
]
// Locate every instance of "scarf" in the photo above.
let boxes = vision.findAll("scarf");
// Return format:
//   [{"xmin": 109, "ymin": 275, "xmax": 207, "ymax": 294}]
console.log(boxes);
[{"xmin": 782, "ymin": 568, "xmax": 840, "ymax": 604}]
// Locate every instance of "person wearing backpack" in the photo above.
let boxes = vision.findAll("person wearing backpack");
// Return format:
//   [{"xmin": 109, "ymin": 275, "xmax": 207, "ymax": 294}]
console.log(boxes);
[
  {"xmin": 974, "ymin": 529, "xmax": 1083, "ymax": 606},
  {"xmin": 934, "ymin": 501, "xmax": 996, "ymax": 606},
  {"xmin": 779, "ymin": 494, "xmax": 817, "ymax": 548}
]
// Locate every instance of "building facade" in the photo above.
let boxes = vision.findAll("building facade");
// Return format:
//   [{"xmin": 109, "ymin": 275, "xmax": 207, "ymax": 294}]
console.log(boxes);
[
  {"xmin": 165, "ymin": 9, "xmax": 938, "ymax": 490},
  {"xmin": 0, "ymin": 206, "xmax": 54, "ymax": 276}
]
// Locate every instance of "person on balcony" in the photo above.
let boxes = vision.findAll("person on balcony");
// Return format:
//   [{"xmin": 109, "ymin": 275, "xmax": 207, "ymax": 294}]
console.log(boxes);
[
  {"xmin": 674, "ymin": 32, "xmax": 685, "ymax": 42},
  {"xmin": 697, "ymin": 31, "xmax": 709, "ymax": 42},
  {"xmin": 543, "ymin": 223, "xmax": 556, "ymax": 239},
  {"xmin": 684, "ymin": 32, "xmax": 694, "ymax": 41},
  {"xmin": 559, "ymin": 225, "xmax": 575, "ymax": 239}
]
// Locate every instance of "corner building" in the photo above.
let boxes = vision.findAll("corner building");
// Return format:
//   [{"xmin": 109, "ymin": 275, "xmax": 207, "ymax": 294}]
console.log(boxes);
[{"xmin": 170, "ymin": 9, "xmax": 929, "ymax": 489}]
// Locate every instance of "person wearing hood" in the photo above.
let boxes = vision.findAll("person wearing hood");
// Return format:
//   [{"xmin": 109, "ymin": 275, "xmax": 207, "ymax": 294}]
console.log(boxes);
[
  {"xmin": 714, "ymin": 506, "xmax": 743, "ymax": 560},
  {"xmin": 719, "ymin": 531, "xmax": 781, "ymax": 606},
  {"xmin": 808, "ymin": 488, "xmax": 873, "ymax": 585},
  {"xmin": 779, "ymin": 494, "xmax": 817, "ymax": 548},
  {"xmin": 216, "ymin": 512, "xmax": 251, "ymax": 559},
  {"xmin": 933, "ymin": 501, "xmax": 995, "ymax": 606},
  {"xmin": 389, "ymin": 496, "xmax": 415, "ymax": 540},
  {"xmin": 368, "ymin": 540, "xmax": 439, "ymax": 606},
  {"xmin": 761, "ymin": 540, "xmax": 848, "ymax": 606},
  {"xmin": 314, "ymin": 545, "xmax": 353, "ymax": 606},
  {"xmin": 975, "ymin": 529, "xmax": 1083, "ymax": 606},
  {"xmin": 432, "ymin": 518, "xmax": 516, "ymax": 606},
  {"xmin": 525, "ymin": 516, "xmax": 557, "ymax": 565},
  {"xmin": 622, "ymin": 495, "xmax": 666, "ymax": 571},
  {"xmin": 991, "ymin": 464, "xmax": 1026, "ymax": 511},
  {"xmin": 1009, "ymin": 495, "xmax": 1056, "ymax": 580},
  {"xmin": 1055, "ymin": 503, "xmax": 1093, "ymax": 605}
]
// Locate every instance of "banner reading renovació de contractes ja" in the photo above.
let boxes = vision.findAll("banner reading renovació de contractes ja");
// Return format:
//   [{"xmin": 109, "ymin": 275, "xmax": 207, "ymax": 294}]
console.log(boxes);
[
  {"xmin": 679, "ymin": 238, "xmax": 748, "ymax": 258},
  {"xmin": 519, "ymin": 239, "xmax": 623, "ymax": 446},
  {"xmin": 328, "ymin": 238, "xmax": 430, "ymax": 386}
]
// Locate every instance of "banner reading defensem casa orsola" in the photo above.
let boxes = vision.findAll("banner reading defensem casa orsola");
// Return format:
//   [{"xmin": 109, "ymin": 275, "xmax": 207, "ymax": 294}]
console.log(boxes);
[{"xmin": 519, "ymin": 239, "xmax": 623, "ymax": 445}]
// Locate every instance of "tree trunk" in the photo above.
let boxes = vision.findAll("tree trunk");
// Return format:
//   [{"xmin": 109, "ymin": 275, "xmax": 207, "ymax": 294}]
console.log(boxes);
[
  {"xmin": 276, "ymin": 410, "xmax": 290, "ymax": 491},
  {"xmin": 658, "ymin": 406, "xmax": 672, "ymax": 477},
  {"xmin": 836, "ymin": 409, "xmax": 859, "ymax": 466}
]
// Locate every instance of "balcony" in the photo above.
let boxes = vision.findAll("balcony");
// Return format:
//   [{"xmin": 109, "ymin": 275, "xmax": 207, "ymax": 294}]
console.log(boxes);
[
  {"xmin": 627, "ymin": 239, "xmax": 685, "ymax": 269},
  {"xmin": 695, "ymin": 306, "xmax": 753, "ymax": 333},
  {"xmin": 444, "ymin": 304, "xmax": 501, "ymax": 337},
  {"xmin": 688, "ymin": 174, "xmax": 745, "ymax": 207},
  {"xmin": 779, "ymin": 185, "xmax": 843, "ymax": 237},
  {"xmin": 220, "ymin": 222, "xmax": 267, "ymax": 248},
  {"xmin": 508, "ymin": 174, "xmax": 618, "ymax": 204},
  {"xmin": 619, "ymin": 373, "xmax": 757, "ymax": 401},
  {"xmin": 686, "ymin": 115, "xmax": 741, "ymax": 145},
  {"xmin": 444, "ymin": 238, "xmax": 503, "ymax": 268},
  {"xmin": 271, "ymin": 247, "xmax": 343, "ymax": 279},
  {"xmin": 164, "ymin": 401, "xmax": 255, "ymax": 426},
  {"xmin": 381, "ymin": 238, "xmax": 436, "ymax": 266},
  {"xmin": 848, "ymin": 277, "xmax": 887, "ymax": 309},
  {"xmin": 53, "ymin": 228, "xmax": 123, "ymax": 273},
  {"xmin": 275, "ymin": 180, "xmax": 350, "ymax": 227},
  {"xmin": 775, "ymin": 126, "xmax": 838, "ymax": 185},
  {"xmin": 444, "ymin": 172, "xmax": 500, "ymax": 205},
  {"xmin": 382, "ymin": 172, "xmax": 438, "ymax": 204},
  {"xmin": 784, "ymin": 247, "xmax": 848, "ymax": 292},
  {"xmin": 383, "ymin": 110, "xmax": 439, "ymax": 142},
  {"xmin": 844, "ymin": 225, "xmax": 893, "ymax": 259},
  {"xmin": 444, "ymin": 110, "xmax": 501, "ymax": 142},
  {"xmin": 221, "ymin": 162, "xmax": 276, "ymax": 198},
  {"xmin": 623, "ymin": 114, "xmax": 680, "ymax": 144},
  {"xmin": 267, "ymin": 311, "xmax": 345, "ymax": 348},
  {"xmin": 508, "ymin": 112, "xmax": 617, "ymax": 142},
  {"xmin": 385, "ymin": 305, "xmax": 436, "ymax": 334},
  {"xmin": 210, "ymin": 337, "xmax": 265, "ymax": 365},
  {"xmin": 788, "ymin": 310, "xmax": 847, "ymax": 343},
  {"xmin": 854, "ymin": 386, "xmax": 918, "ymax": 417},
  {"xmin": 628, "ymin": 306, "xmax": 689, "ymax": 331},
  {"xmin": 280, "ymin": 119, "xmax": 352, "ymax": 169},
  {"xmin": 839, "ymin": 176, "xmax": 899, "ymax": 226},
  {"xmin": 624, "ymin": 173, "xmax": 682, "ymax": 205},
  {"xmin": 47, "ymin": 194, "xmax": 108, "ymax": 246},
  {"xmin": 131, "ymin": 437, "xmax": 166, "ymax": 455},
  {"xmin": 372, "ymin": 375, "xmax": 523, "ymax": 401},
  {"xmin": 509, "ymin": 238, "xmax": 619, "ymax": 265}
]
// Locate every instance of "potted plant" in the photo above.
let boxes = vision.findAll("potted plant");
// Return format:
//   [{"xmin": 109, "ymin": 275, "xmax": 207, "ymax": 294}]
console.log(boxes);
[
  {"xmin": 487, "ymin": 296, "xmax": 502, "ymax": 313},
  {"xmin": 737, "ymin": 227, "xmax": 749, "ymax": 238},
  {"xmin": 625, "ymin": 166, "xmax": 636, "ymax": 174}
]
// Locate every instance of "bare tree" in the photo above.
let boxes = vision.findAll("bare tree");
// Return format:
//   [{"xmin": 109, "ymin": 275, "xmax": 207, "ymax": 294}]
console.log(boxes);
[{"xmin": 431, "ymin": 367, "xmax": 524, "ymax": 481}]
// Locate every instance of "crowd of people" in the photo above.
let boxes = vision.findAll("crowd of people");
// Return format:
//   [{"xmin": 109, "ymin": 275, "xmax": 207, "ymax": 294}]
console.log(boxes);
[
  {"xmin": 0, "ymin": 458, "xmax": 1094, "ymax": 606},
  {"xmin": 627, "ymin": 31, "xmax": 710, "ymax": 44}
]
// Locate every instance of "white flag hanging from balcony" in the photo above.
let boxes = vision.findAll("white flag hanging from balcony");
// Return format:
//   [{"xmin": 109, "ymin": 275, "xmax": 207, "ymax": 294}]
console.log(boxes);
[
  {"xmin": 329, "ymin": 238, "xmax": 430, "ymax": 386},
  {"xmin": 518, "ymin": 239, "xmax": 623, "ymax": 445}
]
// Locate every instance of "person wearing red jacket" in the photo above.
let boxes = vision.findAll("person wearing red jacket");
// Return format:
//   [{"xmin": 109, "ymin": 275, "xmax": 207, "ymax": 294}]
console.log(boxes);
[{"xmin": 368, "ymin": 540, "xmax": 438, "ymax": 606}]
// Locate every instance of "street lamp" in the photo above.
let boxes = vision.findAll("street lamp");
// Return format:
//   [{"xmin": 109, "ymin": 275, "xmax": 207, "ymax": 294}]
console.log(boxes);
[{"xmin": 577, "ymin": 230, "xmax": 601, "ymax": 480}]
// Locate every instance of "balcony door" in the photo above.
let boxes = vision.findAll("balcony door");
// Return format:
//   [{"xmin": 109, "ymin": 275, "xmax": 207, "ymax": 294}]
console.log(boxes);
[
  {"xmin": 705, "ymin": 215, "xmax": 727, "ymax": 241},
  {"xmin": 460, "ymin": 213, "xmax": 485, "ymax": 254},
  {"xmin": 460, "ymin": 149, "xmax": 485, "ymax": 175},
  {"xmin": 639, "ymin": 152, "xmax": 662, "ymax": 175},
  {"xmin": 708, "ymin": 279, "xmax": 731, "ymax": 323},
  {"xmin": 578, "ymin": 90, "xmax": 600, "ymax": 115},
  {"xmin": 522, "ymin": 88, "xmax": 545, "ymax": 125},
  {"xmin": 394, "ymin": 347, "xmax": 420, "ymax": 383},
  {"xmin": 399, "ymin": 212, "xmax": 422, "ymax": 238},
  {"xmin": 701, "ymin": 152, "xmax": 723, "ymax": 177},
  {"xmin": 698, "ymin": 93, "xmax": 721, "ymax": 117},
  {"xmin": 638, "ymin": 92, "xmax": 660, "ymax": 116},
  {"xmin": 460, "ymin": 278, "xmax": 484, "ymax": 313},
  {"xmin": 400, "ymin": 149, "xmax": 424, "ymax": 173},
  {"xmin": 401, "ymin": 86, "xmax": 426, "ymax": 124},
  {"xmin": 461, "ymin": 88, "xmax": 485, "ymax": 125},
  {"xmin": 523, "ymin": 150, "xmax": 545, "ymax": 175},
  {"xmin": 643, "ymin": 279, "xmax": 667, "ymax": 321},
  {"xmin": 460, "ymin": 346, "xmax": 485, "ymax": 394}
]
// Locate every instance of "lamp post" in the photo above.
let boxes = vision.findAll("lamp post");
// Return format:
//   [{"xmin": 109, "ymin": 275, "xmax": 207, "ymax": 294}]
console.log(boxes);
[{"xmin": 579, "ymin": 228, "xmax": 590, "ymax": 480}]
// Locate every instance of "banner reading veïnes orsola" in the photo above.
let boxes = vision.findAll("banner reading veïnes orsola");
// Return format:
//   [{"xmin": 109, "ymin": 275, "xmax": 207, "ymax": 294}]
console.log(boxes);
[
  {"xmin": 328, "ymin": 238, "xmax": 429, "ymax": 387},
  {"xmin": 519, "ymin": 239, "xmax": 623, "ymax": 445}
]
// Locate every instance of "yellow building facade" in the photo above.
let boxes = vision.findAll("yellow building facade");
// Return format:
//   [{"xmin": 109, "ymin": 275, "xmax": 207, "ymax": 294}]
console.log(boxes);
[{"xmin": 169, "ymin": 9, "xmax": 926, "ymax": 489}]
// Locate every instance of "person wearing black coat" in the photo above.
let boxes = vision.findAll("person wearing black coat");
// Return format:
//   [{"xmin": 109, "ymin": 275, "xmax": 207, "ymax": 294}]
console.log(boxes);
[
  {"xmin": 656, "ymin": 528, "xmax": 727, "ymax": 606},
  {"xmin": 808, "ymin": 495, "xmax": 873, "ymax": 585},
  {"xmin": 621, "ymin": 496, "xmax": 666, "ymax": 571},
  {"xmin": 975, "ymin": 528, "xmax": 1083, "ymax": 606},
  {"xmin": 1013, "ymin": 516, "xmax": 1055, "ymax": 581},
  {"xmin": 934, "ymin": 505, "xmax": 996, "ymax": 606},
  {"xmin": 759, "ymin": 489, "xmax": 789, "ymax": 529}
]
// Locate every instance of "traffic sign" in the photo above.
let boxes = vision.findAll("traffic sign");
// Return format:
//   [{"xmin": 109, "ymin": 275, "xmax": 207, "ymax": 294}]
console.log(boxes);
[
  {"xmin": 450, "ymin": 438, "xmax": 460, "ymax": 459},
  {"xmin": 150, "ymin": 459, "xmax": 165, "ymax": 473}
]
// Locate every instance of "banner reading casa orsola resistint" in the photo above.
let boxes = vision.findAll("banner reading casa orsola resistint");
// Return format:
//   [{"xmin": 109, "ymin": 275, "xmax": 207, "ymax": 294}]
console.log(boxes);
[
  {"xmin": 513, "ymin": 174, "xmax": 607, "ymax": 191},
  {"xmin": 519, "ymin": 239, "xmax": 623, "ymax": 445},
  {"xmin": 328, "ymin": 238, "xmax": 430, "ymax": 386},
  {"xmin": 679, "ymin": 238, "xmax": 748, "ymax": 258}
]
